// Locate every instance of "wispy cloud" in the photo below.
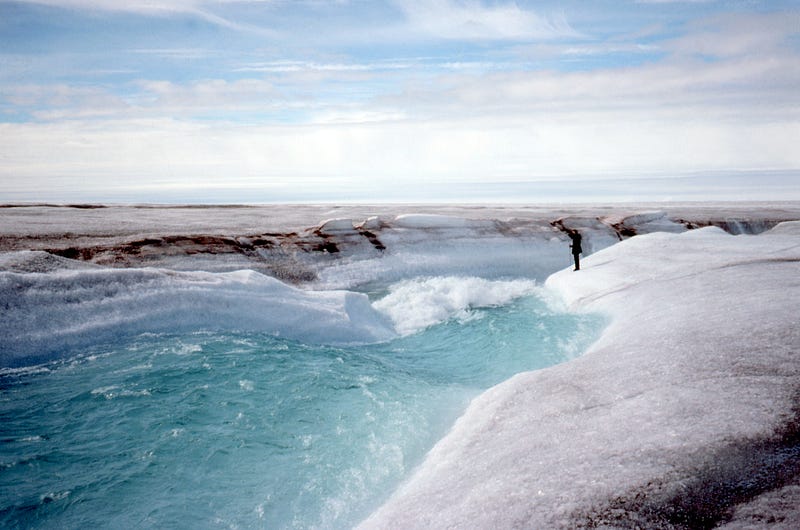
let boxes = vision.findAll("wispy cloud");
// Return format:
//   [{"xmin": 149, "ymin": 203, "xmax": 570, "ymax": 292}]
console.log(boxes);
[
  {"xmin": 392, "ymin": 0, "xmax": 580, "ymax": 41},
  {"xmin": 7, "ymin": 0, "xmax": 581, "ymax": 46},
  {"xmin": 666, "ymin": 11, "xmax": 800, "ymax": 58},
  {"xmin": 235, "ymin": 57, "xmax": 506, "ymax": 75},
  {"xmin": 7, "ymin": 0, "xmax": 279, "ymax": 35},
  {"xmin": 130, "ymin": 48, "xmax": 220, "ymax": 60},
  {"xmin": 636, "ymin": 0, "xmax": 715, "ymax": 3},
  {"xmin": 1, "ymin": 1, "xmax": 799, "ymax": 201},
  {"xmin": 235, "ymin": 60, "xmax": 413, "ymax": 74},
  {"xmin": 1, "ymin": 78, "xmax": 286, "ymax": 121},
  {"xmin": 5, "ymin": 0, "xmax": 270, "ymax": 14}
]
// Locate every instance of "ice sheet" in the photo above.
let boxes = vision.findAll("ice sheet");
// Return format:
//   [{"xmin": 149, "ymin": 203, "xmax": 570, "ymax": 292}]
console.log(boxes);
[
  {"xmin": 8, "ymin": 203, "xmax": 794, "ymax": 291},
  {"xmin": 2, "ymin": 203, "xmax": 800, "ymax": 525},
  {"xmin": 359, "ymin": 222, "xmax": 800, "ymax": 528}
]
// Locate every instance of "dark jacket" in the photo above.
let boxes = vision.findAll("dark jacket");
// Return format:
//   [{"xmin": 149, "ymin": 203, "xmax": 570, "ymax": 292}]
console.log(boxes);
[{"xmin": 569, "ymin": 232, "xmax": 582, "ymax": 254}]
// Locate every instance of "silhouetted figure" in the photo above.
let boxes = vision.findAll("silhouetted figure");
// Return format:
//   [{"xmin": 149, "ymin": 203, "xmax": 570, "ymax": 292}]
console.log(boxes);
[{"xmin": 568, "ymin": 230, "xmax": 582, "ymax": 271}]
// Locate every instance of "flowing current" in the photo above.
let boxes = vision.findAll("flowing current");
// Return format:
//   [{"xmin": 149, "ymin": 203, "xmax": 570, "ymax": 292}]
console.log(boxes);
[{"xmin": 1, "ymin": 270, "xmax": 603, "ymax": 528}]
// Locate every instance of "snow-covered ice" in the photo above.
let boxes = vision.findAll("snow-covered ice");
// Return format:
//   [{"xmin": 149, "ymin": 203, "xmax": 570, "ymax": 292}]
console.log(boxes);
[
  {"xmin": 0, "ymin": 265, "xmax": 397, "ymax": 366},
  {"xmin": 2, "ymin": 203, "xmax": 800, "ymax": 526},
  {"xmin": 360, "ymin": 222, "xmax": 800, "ymax": 528}
]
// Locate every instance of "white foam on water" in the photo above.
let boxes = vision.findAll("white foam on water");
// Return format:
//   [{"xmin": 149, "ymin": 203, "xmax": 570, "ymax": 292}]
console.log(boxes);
[{"xmin": 372, "ymin": 276, "xmax": 539, "ymax": 335}]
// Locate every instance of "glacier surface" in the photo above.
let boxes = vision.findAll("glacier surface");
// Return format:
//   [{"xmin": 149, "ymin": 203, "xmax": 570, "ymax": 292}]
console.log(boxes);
[
  {"xmin": 2, "ymin": 203, "xmax": 800, "ymax": 527},
  {"xmin": 360, "ymin": 221, "xmax": 800, "ymax": 528}
]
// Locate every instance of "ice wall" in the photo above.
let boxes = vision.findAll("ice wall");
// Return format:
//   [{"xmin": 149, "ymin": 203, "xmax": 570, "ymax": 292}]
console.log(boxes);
[
  {"xmin": 359, "ymin": 222, "xmax": 800, "ymax": 528},
  {"xmin": 0, "ymin": 253, "xmax": 551, "ymax": 368},
  {"xmin": 0, "ymin": 263, "xmax": 396, "ymax": 367}
]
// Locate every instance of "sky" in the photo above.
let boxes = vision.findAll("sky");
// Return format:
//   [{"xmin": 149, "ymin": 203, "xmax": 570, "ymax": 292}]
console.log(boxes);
[{"xmin": 1, "ymin": 0, "xmax": 799, "ymax": 203}]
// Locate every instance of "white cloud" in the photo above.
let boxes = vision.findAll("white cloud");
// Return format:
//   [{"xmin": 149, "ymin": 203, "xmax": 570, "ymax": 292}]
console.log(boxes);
[
  {"xmin": 636, "ymin": 0, "xmax": 713, "ymax": 3},
  {"xmin": 134, "ymin": 78, "xmax": 279, "ymax": 108},
  {"xmin": 5, "ymin": 0, "xmax": 269, "ymax": 12},
  {"xmin": 130, "ymin": 48, "xmax": 220, "ymax": 60},
  {"xmin": 7, "ymin": 0, "xmax": 278, "ymax": 35},
  {"xmin": 392, "ymin": 0, "xmax": 578, "ymax": 41},
  {"xmin": 2, "ymin": 10, "xmax": 798, "ymax": 188},
  {"xmin": 11, "ymin": 0, "xmax": 209, "ymax": 17},
  {"xmin": 636, "ymin": 0, "xmax": 716, "ymax": 4},
  {"xmin": 2, "ymin": 4, "xmax": 798, "ymax": 200},
  {"xmin": 6, "ymin": 0, "xmax": 581, "ymax": 45},
  {"xmin": 2, "ymin": 101, "xmax": 798, "ymax": 196},
  {"xmin": 235, "ymin": 59, "xmax": 412, "ymax": 74},
  {"xmin": 377, "ymin": 49, "xmax": 800, "ymax": 126},
  {"xmin": 667, "ymin": 12, "xmax": 800, "ymax": 58},
  {"xmin": 0, "ymin": 78, "xmax": 284, "ymax": 120}
]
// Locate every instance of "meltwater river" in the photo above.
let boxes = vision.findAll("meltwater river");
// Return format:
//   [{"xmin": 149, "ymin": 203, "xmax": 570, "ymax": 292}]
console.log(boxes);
[{"xmin": 0, "ymin": 274, "xmax": 603, "ymax": 529}]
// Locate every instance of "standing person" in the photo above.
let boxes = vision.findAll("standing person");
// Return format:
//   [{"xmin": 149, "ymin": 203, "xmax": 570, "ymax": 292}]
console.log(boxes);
[{"xmin": 568, "ymin": 229, "xmax": 582, "ymax": 271}]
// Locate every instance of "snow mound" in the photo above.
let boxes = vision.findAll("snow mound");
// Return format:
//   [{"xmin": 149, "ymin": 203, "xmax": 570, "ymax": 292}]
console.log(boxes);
[
  {"xmin": 392, "ymin": 214, "xmax": 495, "ymax": 229},
  {"xmin": 0, "ymin": 250, "xmax": 101, "ymax": 273},
  {"xmin": 316, "ymin": 218, "xmax": 357, "ymax": 233},
  {"xmin": 769, "ymin": 219, "xmax": 800, "ymax": 235}
]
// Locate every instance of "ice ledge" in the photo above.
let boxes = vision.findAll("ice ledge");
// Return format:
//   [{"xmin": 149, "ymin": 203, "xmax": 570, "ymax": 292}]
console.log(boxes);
[{"xmin": 360, "ymin": 223, "xmax": 800, "ymax": 529}]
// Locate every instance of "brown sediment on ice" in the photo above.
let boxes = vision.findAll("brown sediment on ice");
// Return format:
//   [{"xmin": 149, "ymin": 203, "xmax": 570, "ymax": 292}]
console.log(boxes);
[
  {"xmin": 0, "ymin": 227, "xmax": 388, "ymax": 283},
  {"xmin": 25, "ymin": 230, "xmax": 365, "ymax": 265},
  {"xmin": 2, "ymin": 204, "xmax": 799, "ymax": 285},
  {"xmin": 574, "ymin": 392, "xmax": 800, "ymax": 529}
]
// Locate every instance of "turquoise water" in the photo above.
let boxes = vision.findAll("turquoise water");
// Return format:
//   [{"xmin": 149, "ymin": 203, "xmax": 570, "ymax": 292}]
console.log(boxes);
[{"xmin": 1, "ymin": 294, "xmax": 603, "ymax": 529}]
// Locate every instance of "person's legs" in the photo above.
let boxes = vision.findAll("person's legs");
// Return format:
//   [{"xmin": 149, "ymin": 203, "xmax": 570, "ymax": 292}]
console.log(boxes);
[{"xmin": 573, "ymin": 253, "xmax": 580, "ymax": 271}]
